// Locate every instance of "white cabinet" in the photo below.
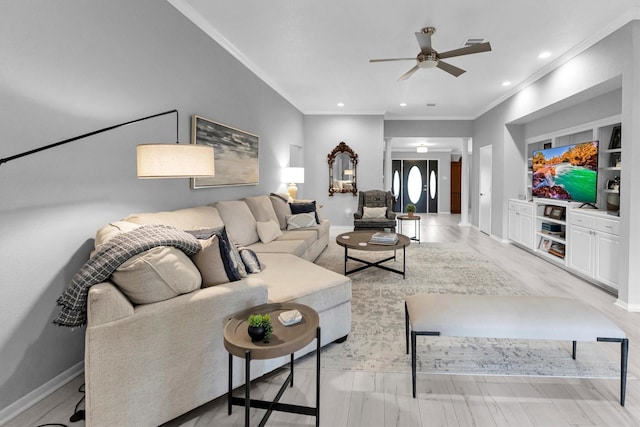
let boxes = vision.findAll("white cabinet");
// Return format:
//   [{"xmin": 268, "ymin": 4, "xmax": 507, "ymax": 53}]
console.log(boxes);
[
  {"xmin": 567, "ymin": 212, "xmax": 620, "ymax": 290},
  {"xmin": 508, "ymin": 200, "xmax": 534, "ymax": 249}
]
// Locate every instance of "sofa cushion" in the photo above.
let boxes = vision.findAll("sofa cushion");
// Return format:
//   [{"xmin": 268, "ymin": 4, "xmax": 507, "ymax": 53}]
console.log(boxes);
[
  {"xmin": 124, "ymin": 206, "xmax": 224, "ymax": 231},
  {"xmin": 248, "ymin": 239, "xmax": 307, "ymax": 258},
  {"xmin": 94, "ymin": 221, "xmax": 140, "ymax": 249},
  {"xmin": 287, "ymin": 213, "xmax": 316, "ymax": 230},
  {"xmin": 277, "ymin": 229, "xmax": 317, "ymax": 250},
  {"xmin": 269, "ymin": 193, "xmax": 292, "ymax": 229},
  {"xmin": 244, "ymin": 195, "xmax": 279, "ymax": 224},
  {"xmin": 215, "ymin": 200, "xmax": 259, "ymax": 246},
  {"xmin": 363, "ymin": 206, "xmax": 387, "ymax": 219},
  {"xmin": 258, "ymin": 253, "xmax": 352, "ymax": 313},
  {"xmin": 290, "ymin": 201, "xmax": 319, "ymax": 223},
  {"xmin": 256, "ymin": 220, "xmax": 283, "ymax": 244},
  {"xmin": 110, "ymin": 246, "xmax": 202, "ymax": 305}
]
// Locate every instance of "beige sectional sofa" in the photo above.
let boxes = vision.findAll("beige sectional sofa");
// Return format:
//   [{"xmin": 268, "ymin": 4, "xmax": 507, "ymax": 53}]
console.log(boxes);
[{"xmin": 84, "ymin": 195, "xmax": 351, "ymax": 427}]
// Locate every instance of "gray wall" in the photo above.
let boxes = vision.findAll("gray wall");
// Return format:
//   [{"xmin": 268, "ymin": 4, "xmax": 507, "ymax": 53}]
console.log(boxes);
[
  {"xmin": 0, "ymin": 0, "xmax": 304, "ymax": 411},
  {"xmin": 304, "ymin": 115, "xmax": 384, "ymax": 227},
  {"xmin": 471, "ymin": 21, "xmax": 640, "ymax": 309}
]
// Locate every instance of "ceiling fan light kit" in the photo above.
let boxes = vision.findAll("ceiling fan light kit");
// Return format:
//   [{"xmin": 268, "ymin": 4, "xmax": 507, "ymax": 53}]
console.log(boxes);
[{"xmin": 369, "ymin": 26, "xmax": 492, "ymax": 80}]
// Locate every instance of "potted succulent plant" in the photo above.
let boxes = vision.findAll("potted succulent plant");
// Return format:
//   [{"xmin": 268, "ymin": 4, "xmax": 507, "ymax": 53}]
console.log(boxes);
[
  {"xmin": 405, "ymin": 203, "xmax": 416, "ymax": 218},
  {"xmin": 247, "ymin": 314, "xmax": 273, "ymax": 343}
]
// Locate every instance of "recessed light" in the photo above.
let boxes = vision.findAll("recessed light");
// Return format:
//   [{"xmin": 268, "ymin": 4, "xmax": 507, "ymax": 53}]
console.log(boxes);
[
  {"xmin": 400, "ymin": 103, "xmax": 407, "ymax": 107},
  {"xmin": 337, "ymin": 102, "xmax": 344, "ymax": 107},
  {"xmin": 502, "ymin": 81, "xmax": 512, "ymax": 87},
  {"xmin": 538, "ymin": 51, "xmax": 551, "ymax": 59}
]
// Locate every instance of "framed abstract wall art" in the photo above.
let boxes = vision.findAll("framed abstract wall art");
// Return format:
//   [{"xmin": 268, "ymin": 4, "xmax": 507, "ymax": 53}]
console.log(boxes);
[{"xmin": 190, "ymin": 115, "xmax": 259, "ymax": 188}]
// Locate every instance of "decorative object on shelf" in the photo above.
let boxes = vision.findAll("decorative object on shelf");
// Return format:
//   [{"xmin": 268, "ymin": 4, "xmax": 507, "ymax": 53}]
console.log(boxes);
[
  {"xmin": 548, "ymin": 242, "xmax": 566, "ymax": 259},
  {"xmin": 607, "ymin": 192, "xmax": 621, "ymax": 216},
  {"xmin": 406, "ymin": 203, "xmax": 416, "ymax": 218},
  {"xmin": 190, "ymin": 115, "xmax": 259, "ymax": 189},
  {"xmin": 0, "ymin": 109, "xmax": 216, "ymax": 179},
  {"xmin": 543, "ymin": 205, "xmax": 554, "ymax": 217},
  {"xmin": 539, "ymin": 238, "xmax": 552, "ymax": 251},
  {"xmin": 282, "ymin": 167, "xmax": 304, "ymax": 199},
  {"xmin": 549, "ymin": 206, "xmax": 565, "ymax": 220},
  {"xmin": 609, "ymin": 152, "xmax": 621, "ymax": 168},
  {"xmin": 328, "ymin": 141, "xmax": 358, "ymax": 196},
  {"xmin": 247, "ymin": 313, "xmax": 273, "ymax": 343},
  {"xmin": 607, "ymin": 176, "xmax": 620, "ymax": 192},
  {"xmin": 609, "ymin": 125, "xmax": 621, "ymax": 149},
  {"xmin": 543, "ymin": 142, "xmax": 552, "ymax": 149}
]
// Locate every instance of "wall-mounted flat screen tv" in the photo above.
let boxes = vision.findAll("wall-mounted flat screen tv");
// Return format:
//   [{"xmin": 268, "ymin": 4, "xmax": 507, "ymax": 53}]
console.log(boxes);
[{"xmin": 531, "ymin": 140, "xmax": 598, "ymax": 204}]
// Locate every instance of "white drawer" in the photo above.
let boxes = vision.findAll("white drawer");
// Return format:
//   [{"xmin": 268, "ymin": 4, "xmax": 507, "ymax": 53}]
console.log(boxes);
[
  {"xmin": 570, "ymin": 213, "xmax": 596, "ymax": 228},
  {"xmin": 596, "ymin": 217, "xmax": 620, "ymax": 236},
  {"xmin": 518, "ymin": 204, "xmax": 533, "ymax": 216}
]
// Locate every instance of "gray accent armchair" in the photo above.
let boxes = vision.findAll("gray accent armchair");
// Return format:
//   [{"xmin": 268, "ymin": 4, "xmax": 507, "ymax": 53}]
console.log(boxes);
[{"xmin": 353, "ymin": 190, "xmax": 397, "ymax": 232}]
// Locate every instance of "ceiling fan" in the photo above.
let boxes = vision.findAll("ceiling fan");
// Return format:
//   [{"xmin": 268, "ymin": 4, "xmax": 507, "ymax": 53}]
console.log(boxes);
[{"xmin": 370, "ymin": 27, "xmax": 492, "ymax": 80}]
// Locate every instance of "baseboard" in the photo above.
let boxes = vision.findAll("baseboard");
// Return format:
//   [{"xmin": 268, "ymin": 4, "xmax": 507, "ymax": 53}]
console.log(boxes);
[
  {"xmin": 0, "ymin": 361, "xmax": 84, "ymax": 426},
  {"xmin": 614, "ymin": 299, "xmax": 640, "ymax": 312}
]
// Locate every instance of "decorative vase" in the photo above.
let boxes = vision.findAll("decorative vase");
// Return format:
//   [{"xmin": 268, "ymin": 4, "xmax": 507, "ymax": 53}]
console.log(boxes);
[
  {"xmin": 408, "ymin": 212, "xmax": 414, "ymax": 218},
  {"xmin": 247, "ymin": 325, "xmax": 266, "ymax": 342}
]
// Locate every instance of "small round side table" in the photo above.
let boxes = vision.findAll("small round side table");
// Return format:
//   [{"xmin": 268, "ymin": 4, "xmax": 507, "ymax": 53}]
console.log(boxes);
[
  {"xmin": 224, "ymin": 302, "xmax": 320, "ymax": 427},
  {"xmin": 397, "ymin": 215, "xmax": 421, "ymax": 243}
]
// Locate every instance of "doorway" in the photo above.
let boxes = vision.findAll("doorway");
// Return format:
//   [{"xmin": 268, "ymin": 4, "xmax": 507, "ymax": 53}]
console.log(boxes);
[
  {"xmin": 479, "ymin": 145, "xmax": 492, "ymax": 235},
  {"xmin": 398, "ymin": 160, "xmax": 438, "ymax": 213},
  {"xmin": 450, "ymin": 159, "xmax": 462, "ymax": 214}
]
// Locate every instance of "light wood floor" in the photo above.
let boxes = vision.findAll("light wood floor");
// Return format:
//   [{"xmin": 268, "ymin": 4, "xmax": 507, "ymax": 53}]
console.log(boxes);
[{"xmin": 7, "ymin": 215, "xmax": 640, "ymax": 427}]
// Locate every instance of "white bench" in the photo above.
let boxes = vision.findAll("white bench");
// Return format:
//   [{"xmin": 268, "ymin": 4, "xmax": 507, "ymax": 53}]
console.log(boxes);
[{"xmin": 405, "ymin": 294, "xmax": 629, "ymax": 405}]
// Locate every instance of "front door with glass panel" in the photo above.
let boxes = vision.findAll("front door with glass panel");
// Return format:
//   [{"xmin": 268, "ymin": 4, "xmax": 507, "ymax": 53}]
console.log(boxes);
[{"xmin": 402, "ymin": 160, "xmax": 438, "ymax": 213}]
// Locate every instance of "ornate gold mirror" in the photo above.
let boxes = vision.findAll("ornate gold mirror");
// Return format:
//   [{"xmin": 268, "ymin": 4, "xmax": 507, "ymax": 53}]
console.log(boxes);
[{"xmin": 328, "ymin": 141, "xmax": 358, "ymax": 196}]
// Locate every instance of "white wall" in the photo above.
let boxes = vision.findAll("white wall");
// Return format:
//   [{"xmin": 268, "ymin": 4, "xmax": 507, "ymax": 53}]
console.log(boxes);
[
  {"xmin": 303, "ymin": 115, "xmax": 384, "ymax": 226},
  {"xmin": 0, "ymin": 0, "xmax": 304, "ymax": 411}
]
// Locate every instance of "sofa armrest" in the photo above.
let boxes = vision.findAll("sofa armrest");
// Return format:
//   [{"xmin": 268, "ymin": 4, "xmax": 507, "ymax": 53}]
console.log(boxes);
[
  {"xmin": 353, "ymin": 211, "xmax": 363, "ymax": 219},
  {"xmin": 88, "ymin": 282, "xmax": 135, "ymax": 325},
  {"xmin": 386, "ymin": 210, "xmax": 396, "ymax": 220}
]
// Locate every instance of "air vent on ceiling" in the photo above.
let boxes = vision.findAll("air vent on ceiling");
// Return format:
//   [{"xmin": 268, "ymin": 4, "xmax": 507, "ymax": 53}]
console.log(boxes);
[{"xmin": 462, "ymin": 37, "xmax": 487, "ymax": 48}]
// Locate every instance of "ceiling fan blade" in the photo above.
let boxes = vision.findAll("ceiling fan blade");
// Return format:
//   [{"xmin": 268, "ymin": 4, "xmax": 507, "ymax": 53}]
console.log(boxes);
[
  {"xmin": 370, "ymin": 58, "xmax": 416, "ymax": 63},
  {"xmin": 415, "ymin": 31, "xmax": 433, "ymax": 54},
  {"xmin": 438, "ymin": 42, "xmax": 492, "ymax": 59},
  {"xmin": 398, "ymin": 65, "xmax": 420, "ymax": 81},
  {"xmin": 436, "ymin": 60, "xmax": 466, "ymax": 77}
]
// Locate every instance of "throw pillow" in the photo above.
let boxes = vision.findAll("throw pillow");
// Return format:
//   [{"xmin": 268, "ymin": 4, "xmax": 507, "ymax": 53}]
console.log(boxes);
[
  {"xmin": 256, "ymin": 220, "xmax": 283, "ymax": 244},
  {"xmin": 362, "ymin": 206, "xmax": 387, "ymax": 219},
  {"xmin": 110, "ymin": 246, "xmax": 202, "ymax": 304},
  {"xmin": 286, "ymin": 213, "xmax": 316, "ymax": 230},
  {"xmin": 269, "ymin": 193, "xmax": 292, "ymax": 229},
  {"xmin": 191, "ymin": 235, "xmax": 230, "ymax": 287},
  {"xmin": 186, "ymin": 227, "xmax": 246, "ymax": 281},
  {"xmin": 238, "ymin": 246, "xmax": 263, "ymax": 274},
  {"xmin": 290, "ymin": 201, "xmax": 319, "ymax": 224}
]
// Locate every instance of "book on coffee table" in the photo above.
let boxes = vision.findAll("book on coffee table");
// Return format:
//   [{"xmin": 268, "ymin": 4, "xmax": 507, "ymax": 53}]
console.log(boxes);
[{"xmin": 369, "ymin": 232, "xmax": 399, "ymax": 245}]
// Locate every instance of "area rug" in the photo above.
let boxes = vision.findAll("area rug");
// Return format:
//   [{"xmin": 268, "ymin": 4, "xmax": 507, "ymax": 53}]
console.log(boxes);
[{"xmin": 310, "ymin": 240, "xmax": 623, "ymax": 378}]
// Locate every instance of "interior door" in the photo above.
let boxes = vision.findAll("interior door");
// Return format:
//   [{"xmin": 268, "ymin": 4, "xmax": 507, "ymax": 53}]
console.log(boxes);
[
  {"xmin": 479, "ymin": 145, "xmax": 492, "ymax": 235},
  {"xmin": 402, "ymin": 160, "xmax": 428, "ymax": 213},
  {"xmin": 451, "ymin": 160, "xmax": 461, "ymax": 214}
]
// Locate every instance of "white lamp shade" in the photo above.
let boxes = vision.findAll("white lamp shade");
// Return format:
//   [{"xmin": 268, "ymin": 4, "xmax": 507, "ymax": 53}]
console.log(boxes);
[
  {"xmin": 282, "ymin": 167, "xmax": 304, "ymax": 183},
  {"xmin": 137, "ymin": 144, "xmax": 215, "ymax": 178},
  {"xmin": 344, "ymin": 169, "xmax": 353, "ymax": 176}
]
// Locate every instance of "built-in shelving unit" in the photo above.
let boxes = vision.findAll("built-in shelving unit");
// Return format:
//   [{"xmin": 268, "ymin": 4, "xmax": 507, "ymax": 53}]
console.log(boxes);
[
  {"xmin": 534, "ymin": 200, "xmax": 568, "ymax": 265},
  {"xmin": 524, "ymin": 115, "xmax": 622, "ymax": 212}
]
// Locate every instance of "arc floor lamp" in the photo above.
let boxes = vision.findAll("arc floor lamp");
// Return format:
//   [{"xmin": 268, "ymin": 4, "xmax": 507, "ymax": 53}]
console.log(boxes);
[{"xmin": 0, "ymin": 109, "xmax": 215, "ymax": 178}]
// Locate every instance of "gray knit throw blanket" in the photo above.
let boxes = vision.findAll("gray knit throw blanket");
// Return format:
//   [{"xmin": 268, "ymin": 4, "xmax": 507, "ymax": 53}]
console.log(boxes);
[{"xmin": 54, "ymin": 224, "xmax": 201, "ymax": 328}]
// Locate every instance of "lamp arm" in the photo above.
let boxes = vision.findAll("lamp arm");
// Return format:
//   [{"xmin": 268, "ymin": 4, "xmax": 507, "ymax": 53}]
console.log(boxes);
[{"xmin": 0, "ymin": 109, "xmax": 179, "ymax": 166}]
